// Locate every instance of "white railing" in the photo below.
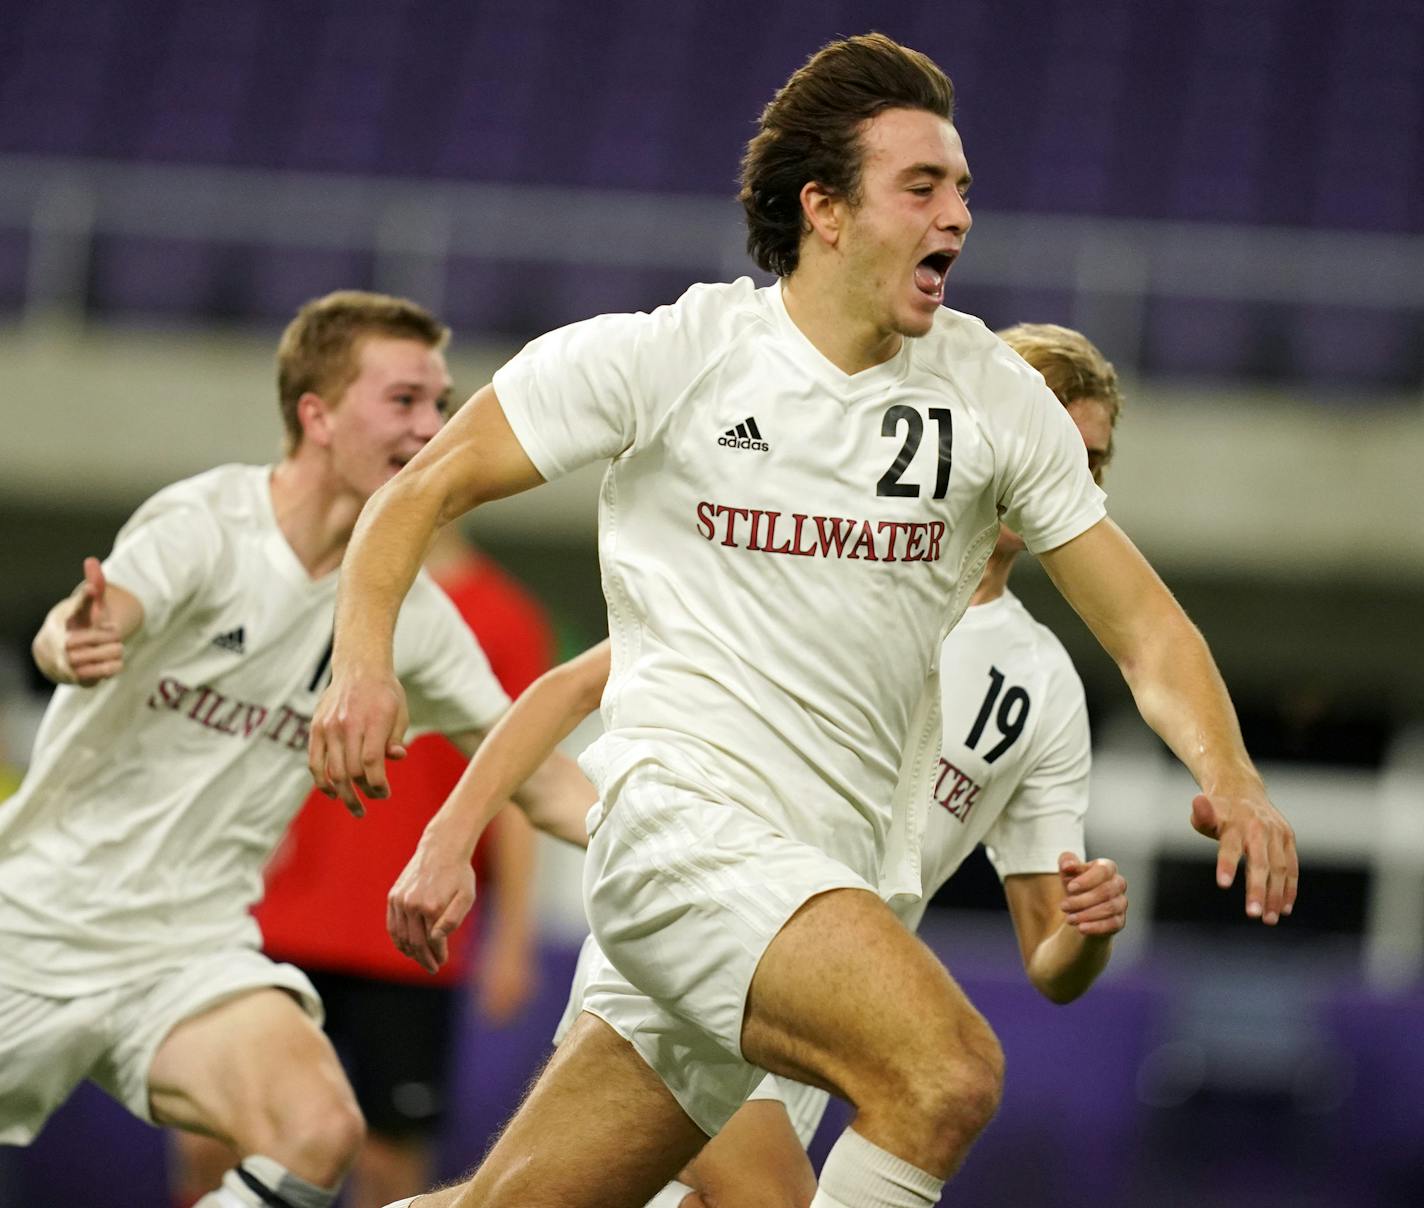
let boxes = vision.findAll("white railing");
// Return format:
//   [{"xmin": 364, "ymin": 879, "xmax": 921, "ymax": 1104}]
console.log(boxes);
[{"xmin": 4, "ymin": 154, "xmax": 1424, "ymax": 387}]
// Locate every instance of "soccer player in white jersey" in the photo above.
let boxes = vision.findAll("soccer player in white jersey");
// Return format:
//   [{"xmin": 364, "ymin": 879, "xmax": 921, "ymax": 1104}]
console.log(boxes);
[
  {"xmin": 0, "ymin": 292, "xmax": 595, "ymax": 1208},
  {"xmin": 382, "ymin": 322, "xmax": 1129, "ymax": 1208},
  {"xmin": 311, "ymin": 35, "xmax": 1297, "ymax": 1208}
]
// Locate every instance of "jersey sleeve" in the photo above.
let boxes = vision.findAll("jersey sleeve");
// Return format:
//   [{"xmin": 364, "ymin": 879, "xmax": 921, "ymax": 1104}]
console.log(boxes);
[
  {"xmin": 981, "ymin": 662, "xmax": 1091, "ymax": 878},
  {"xmin": 491, "ymin": 281, "xmax": 749, "ymax": 480},
  {"xmin": 395, "ymin": 578, "xmax": 511, "ymax": 739},
  {"xmin": 102, "ymin": 500, "xmax": 225, "ymax": 639},
  {"xmin": 992, "ymin": 362, "xmax": 1107, "ymax": 554}
]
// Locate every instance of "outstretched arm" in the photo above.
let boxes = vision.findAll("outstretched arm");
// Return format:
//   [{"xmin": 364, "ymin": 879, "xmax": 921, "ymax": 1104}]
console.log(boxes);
[
  {"xmin": 1003, "ymin": 854, "xmax": 1127, "ymax": 1004},
  {"xmin": 32, "ymin": 558, "xmax": 144, "ymax": 686},
  {"xmin": 387, "ymin": 642, "xmax": 611, "ymax": 973},
  {"xmin": 1039, "ymin": 518, "xmax": 1297, "ymax": 924},
  {"xmin": 308, "ymin": 385, "xmax": 545, "ymax": 813}
]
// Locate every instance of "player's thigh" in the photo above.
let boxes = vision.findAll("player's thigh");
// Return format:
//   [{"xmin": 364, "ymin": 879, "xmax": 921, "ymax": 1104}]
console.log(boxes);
[
  {"xmin": 741, "ymin": 887, "xmax": 1000, "ymax": 1106},
  {"xmin": 0, "ymin": 983, "xmax": 114, "ymax": 1145},
  {"xmin": 684, "ymin": 1099, "xmax": 815, "ymax": 1208},
  {"xmin": 464, "ymin": 1010, "xmax": 705, "ymax": 1208},
  {"xmin": 146, "ymin": 986, "xmax": 358, "ymax": 1149}
]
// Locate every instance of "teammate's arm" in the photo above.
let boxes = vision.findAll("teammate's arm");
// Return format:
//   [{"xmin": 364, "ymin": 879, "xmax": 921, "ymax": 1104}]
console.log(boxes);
[
  {"xmin": 32, "ymin": 558, "xmax": 145, "ymax": 687},
  {"xmin": 474, "ymin": 806, "xmax": 539, "ymax": 1024},
  {"xmin": 309, "ymin": 384, "xmax": 545, "ymax": 812},
  {"xmin": 1003, "ymin": 854, "xmax": 1127, "ymax": 1005},
  {"xmin": 1038, "ymin": 518, "xmax": 1297, "ymax": 925},
  {"xmin": 387, "ymin": 642, "xmax": 610, "ymax": 973}
]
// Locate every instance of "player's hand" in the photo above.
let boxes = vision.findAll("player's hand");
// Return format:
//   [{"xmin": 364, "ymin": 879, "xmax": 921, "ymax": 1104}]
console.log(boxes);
[
  {"xmin": 387, "ymin": 835, "xmax": 476, "ymax": 975},
  {"xmin": 307, "ymin": 665, "xmax": 409, "ymax": 817},
  {"xmin": 1057, "ymin": 852, "xmax": 1128, "ymax": 938},
  {"xmin": 59, "ymin": 558, "xmax": 126, "ymax": 687},
  {"xmin": 475, "ymin": 931, "xmax": 539, "ymax": 1025},
  {"xmin": 1191, "ymin": 790, "xmax": 1297, "ymax": 925}
]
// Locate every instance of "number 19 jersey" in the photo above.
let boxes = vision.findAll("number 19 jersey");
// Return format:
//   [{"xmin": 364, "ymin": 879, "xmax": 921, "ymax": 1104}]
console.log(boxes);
[{"xmin": 494, "ymin": 279, "xmax": 1104, "ymax": 898}]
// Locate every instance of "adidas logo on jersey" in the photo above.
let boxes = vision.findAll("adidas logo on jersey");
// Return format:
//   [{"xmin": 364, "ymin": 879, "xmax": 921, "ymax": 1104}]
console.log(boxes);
[
  {"xmin": 211, "ymin": 626, "xmax": 246, "ymax": 654},
  {"xmin": 718, "ymin": 416, "xmax": 769, "ymax": 452}
]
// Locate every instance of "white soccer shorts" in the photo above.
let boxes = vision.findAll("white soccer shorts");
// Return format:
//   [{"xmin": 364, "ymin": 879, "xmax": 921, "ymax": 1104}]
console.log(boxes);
[
  {"xmin": 0, "ymin": 947, "xmax": 320, "ymax": 1143},
  {"xmin": 578, "ymin": 760, "xmax": 872, "ymax": 1136}
]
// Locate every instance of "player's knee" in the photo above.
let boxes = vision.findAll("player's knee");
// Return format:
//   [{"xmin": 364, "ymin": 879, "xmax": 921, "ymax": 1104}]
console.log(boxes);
[
  {"xmin": 277, "ymin": 1092, "xmax": 366, "ymax": 1184},
  {"xmin": 917, "ymin": 1017, "xmax": 1004, "ymax": 1142}
]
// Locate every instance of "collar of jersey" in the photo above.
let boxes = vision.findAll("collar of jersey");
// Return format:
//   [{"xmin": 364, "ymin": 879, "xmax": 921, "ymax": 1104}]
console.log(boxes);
[
  {"xmin": 257, "ymin": 465, "xmax": 340, "ymax": 592},
  {"xmin": 766, "ymin": 282, "xmax": 914, "ymax": 399},
  {"xmin": 959, "ymin": 590, "xmax": 1016, "ymax": 628}
]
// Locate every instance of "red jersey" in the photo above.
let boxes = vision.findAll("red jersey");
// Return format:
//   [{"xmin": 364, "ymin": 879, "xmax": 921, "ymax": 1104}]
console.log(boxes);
[{"xmin": 255, "ymin": 552, "xmax": 555, "ymax": 986}]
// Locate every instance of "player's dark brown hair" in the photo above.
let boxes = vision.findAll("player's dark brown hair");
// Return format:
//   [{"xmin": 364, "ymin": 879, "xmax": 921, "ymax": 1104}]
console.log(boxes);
[
  {"xmin": 276, "ymin": 290, "xmax": 450, "ymax": 454},
  {"xmin": 739, "ymin": 33, "xmax": 956, "ymax": 277}
]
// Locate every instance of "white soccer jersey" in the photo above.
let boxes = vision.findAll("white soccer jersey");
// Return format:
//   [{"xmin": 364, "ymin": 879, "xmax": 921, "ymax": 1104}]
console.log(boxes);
[
  {"xmin": 900, "ymin": 588, "xmax": 1090, "ymax": 930},
  {"xmin": 0, "ymin": 464, "xmax": 509, "ymax": 997},
  {"xmin": 494, "ymin": 279, "xmax": 1104, "ymax": 897}
]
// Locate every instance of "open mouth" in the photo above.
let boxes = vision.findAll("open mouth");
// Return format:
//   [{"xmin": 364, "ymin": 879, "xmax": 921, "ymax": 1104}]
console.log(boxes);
[{"xmin": 914, "ymin": 251, "xmax": 955, "ymax": 300}]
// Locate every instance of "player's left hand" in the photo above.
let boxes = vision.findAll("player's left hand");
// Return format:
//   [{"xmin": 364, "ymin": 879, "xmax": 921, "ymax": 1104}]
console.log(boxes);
[
  {"xmin": 387, "ymin": 837, "xmax": 476, "ymax": 975},
  {"xmin": 1057, "ymin": 852, "xmax": 1128, "ymax": 938},
  {"xmin": 1191, "ymin": 789, "xmax": 1297, "ymax": 926}
]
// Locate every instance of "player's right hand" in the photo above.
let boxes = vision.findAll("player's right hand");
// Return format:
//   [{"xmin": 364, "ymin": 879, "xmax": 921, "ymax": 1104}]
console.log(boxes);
[
  {"xmin": 308, "ymin": 665, "xmax": 410, "ymax": 818},
  {"xmin": 387, "ymin": 834, "xmax": 477, "ymax": 975},
  {"xmin": 58, "ymin": 558, "xmax": 126, "ymax": 687}
]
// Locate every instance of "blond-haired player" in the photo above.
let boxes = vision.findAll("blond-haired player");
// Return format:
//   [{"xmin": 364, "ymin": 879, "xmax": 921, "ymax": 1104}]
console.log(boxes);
[{"xmin": 0, "ymin": 292, "xmax": 593, "ymax": 1208}]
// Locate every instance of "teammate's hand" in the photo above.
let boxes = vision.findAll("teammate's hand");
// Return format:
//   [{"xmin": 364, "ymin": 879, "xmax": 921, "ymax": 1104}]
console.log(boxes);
[
  {"xmin": 1191, "ymin": 790, "xmax": 1297, "ymax": 925},
  {"xmin": 1057, "ymin": 853, "xmax": 1128, "ymax": 937},
  {"xmin": 387, "ymin": 836, "xmax": 477, "ymax": 975},
  {"xmin": 476, "ymin": 932, "xmax": 539, "ymax": 1025},
  {"xmin": 307, "ymin": 666, "xmax": 410, "ymax": 817},
  {"xmin": 60, "ymin": 558, "xmax": 126, "ymax": 687}
]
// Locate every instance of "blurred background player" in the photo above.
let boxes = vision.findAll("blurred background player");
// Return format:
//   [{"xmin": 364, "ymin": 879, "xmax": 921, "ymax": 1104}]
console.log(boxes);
[
  {"xmin": 172, "ymin": 524, "xmax": 556, "ymax": 1208},
  {"xmin": 0, "ymin": 291, "xmax": 594, "ymax": 1208}
]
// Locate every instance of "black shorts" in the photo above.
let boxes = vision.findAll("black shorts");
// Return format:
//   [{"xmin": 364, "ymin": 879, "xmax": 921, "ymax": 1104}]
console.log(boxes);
[{"xmin": 305, "ymin": 968, "xmax": 458, "ymax": 1140}]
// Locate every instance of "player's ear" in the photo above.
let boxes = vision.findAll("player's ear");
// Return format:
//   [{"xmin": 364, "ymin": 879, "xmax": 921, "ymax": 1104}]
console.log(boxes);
[
  {"xmin": 800, "ymin": 180, "xmax": 846, "ymax": 249},
  {"xmin": 297, "ymin": 391, "xmax": 335, "ymax": 449}
]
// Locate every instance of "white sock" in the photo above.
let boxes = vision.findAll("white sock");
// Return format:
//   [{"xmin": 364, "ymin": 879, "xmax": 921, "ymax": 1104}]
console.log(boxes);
[
  {"xmin": 645, "ymin": 1181, "xmax": 697, "ymax": 1208},
  {"xmin": 381, "ymin": 1200, "xmax": 419, "ymax": 1208},
  {"xmin": 810, "ymin": 1128, "xmax": 945, "ymax": 1208},
  {"xmin": 193, "ymin": 1156, "xmax": 339, "ymax": 1208}
]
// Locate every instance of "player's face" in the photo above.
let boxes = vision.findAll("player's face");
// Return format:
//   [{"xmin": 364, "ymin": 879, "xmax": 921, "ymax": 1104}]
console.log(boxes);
[
  {"xmin": 996, "ymin": 396, "xmax": 1115, "ymax": 554},
  {"xmin": 838, "ymin": 108, "xmax": 972, "ymax": 338},
  {"xmin": 325, "ymin": 336, "xmax": 452, "ymax": 499},
  {"xmin": 1065, "ymin": 397, "xmax": 1114, "ymax": 486}
]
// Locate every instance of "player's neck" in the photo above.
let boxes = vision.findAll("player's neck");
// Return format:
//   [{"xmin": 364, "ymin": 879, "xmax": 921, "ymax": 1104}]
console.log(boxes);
[
  {"xmin": 780, "ymin": 272, "xmax": 902, "ymax": 376},
  {"xmin": 970, "ymin": 548, "xmax": 1017, "ymax": 606},
  {"xmin": 268, "ymin": 458, "xmax": 364, "ymax": 579}
]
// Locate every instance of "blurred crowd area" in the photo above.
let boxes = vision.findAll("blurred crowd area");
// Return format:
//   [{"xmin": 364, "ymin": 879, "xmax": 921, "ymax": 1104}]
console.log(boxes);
[{"xmin": 2, "ymin": 2, "xmax": 1423, "ymax": 1205}]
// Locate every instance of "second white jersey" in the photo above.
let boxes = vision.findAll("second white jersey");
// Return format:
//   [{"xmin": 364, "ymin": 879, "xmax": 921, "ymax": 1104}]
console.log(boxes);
[
  {"xmin": 900, "ymin": 588, "xmax": 1090, "ymax": 930},
  {"xmin": 0, "ymin": 464, "xmax": 510, "ymax": 997},
  {"xmin": 494, "ymin": 278, "xmax": 1104, "ymax": 897}
]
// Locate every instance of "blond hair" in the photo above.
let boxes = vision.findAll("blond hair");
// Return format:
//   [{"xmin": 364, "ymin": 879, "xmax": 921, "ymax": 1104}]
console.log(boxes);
[
  {"xmin": 276, "ymin": 290, "xmax": 449, "ymax": 453},
  {"xmin": 997, "ymin": 322, "xmax": 1123, "ymax": 424}
]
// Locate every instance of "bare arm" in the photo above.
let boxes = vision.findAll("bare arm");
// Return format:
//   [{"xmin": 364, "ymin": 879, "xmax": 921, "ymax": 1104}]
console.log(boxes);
[
  {"xmin": 308, "ymin": 385, "xmax": 546, "ymax": 812},
  {"xmin": 473, "ymin": 805, "xmax": 539, "ymax": 1024},
  {"xmin": 32, "ymin": 558, "xmax": 145, "ymax": 686},
  {"xmin": 1039, "ymin": 518, "xmax": 1297, "ymax": 924},
  {"xmin": 387, "ymin": 643, "xmax": 610, "ymax": 973},
  {"xmin": 1003, "ymin": 855, "xmax": 1127, "ymax": 1005}
]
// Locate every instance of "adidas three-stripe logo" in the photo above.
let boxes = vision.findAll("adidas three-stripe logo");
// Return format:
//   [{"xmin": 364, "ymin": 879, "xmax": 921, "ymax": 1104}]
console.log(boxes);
[
  {"xmin": 717, "ymin": 416, "xmax": 769, "ymax": 453},
  {"xmin": 211, "ymin": 626, "xmax": 246, "ymax": 654}
]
